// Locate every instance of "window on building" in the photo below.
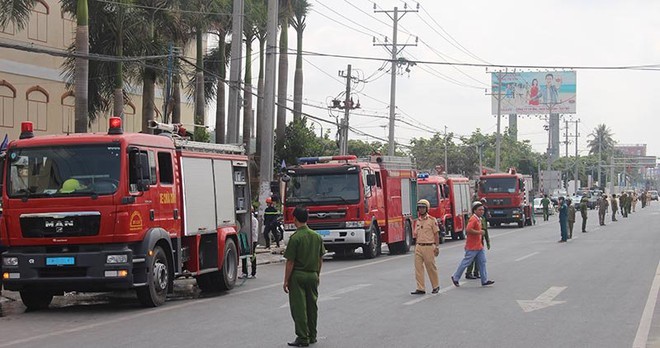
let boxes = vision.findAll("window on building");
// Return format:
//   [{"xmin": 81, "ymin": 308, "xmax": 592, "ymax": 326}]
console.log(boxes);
[
  {"xmin": 61, "ymin": 92, "xmax": 74, "ymax": 133},
  {"xmin": 61, "ymin": 11, "xmax": 75, "ymax": 48},
  {"xmin": 0, "ymin": 81, "xmax": 16, "ymax": 128},
  {"xmin": 27, "ymin": 87, "xmax": 49, "ymax": 131},
  {"xmin": 28, "ymin": 0, "xmax": 49, "ymax": 42}
]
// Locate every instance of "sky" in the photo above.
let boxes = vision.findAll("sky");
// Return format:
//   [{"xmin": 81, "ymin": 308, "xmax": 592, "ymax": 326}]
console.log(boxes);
[{"xmin": 216, "ymin": 0, "xmax": 660, "ymax": 161}]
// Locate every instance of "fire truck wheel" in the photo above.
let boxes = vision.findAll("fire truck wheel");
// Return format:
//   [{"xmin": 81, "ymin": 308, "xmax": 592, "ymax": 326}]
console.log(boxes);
[
  {"xmin": 20, "ymin": 290, "xmax": 53, "ymax": 311},
  {"xmin": 363, "ymin": 225, "xmax": 380, "ymax": 259},
  {"xmin": 517, "ymin": 214, "xmax": 525, "ymax": 228},
  {"xmin": 218, "ymin": 238, "xmax": 238, "ymax": 291},
  {"xmin": 137, "ymin": 245, "xmax": 169, "ymax": 307}
]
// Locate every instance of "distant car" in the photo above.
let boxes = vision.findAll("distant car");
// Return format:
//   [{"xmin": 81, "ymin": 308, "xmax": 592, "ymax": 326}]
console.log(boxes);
[
  {"xmin": 650, "ymin": 190, "xmax": 659, "ymax": 201},
  {"xmin": 533, "ymin": 198, "xmax": 555, "ymax": 215}
]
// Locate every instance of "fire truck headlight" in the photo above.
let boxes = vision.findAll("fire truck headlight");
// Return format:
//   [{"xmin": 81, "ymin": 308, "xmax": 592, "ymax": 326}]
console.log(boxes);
[
  {"xmin": 345, "ymin": 221, "xmax": 365, "ymax": 228},
  {"xmin": 283, "ymin": 224, "xmax": 296, "ymax": 231},
  {"xmin": 2, "ymin": 257, "xmax": 18, "ymax": 266},
  {"xmin": 106, "ymin": 254, "xmax": 128, "ymax": 264}
]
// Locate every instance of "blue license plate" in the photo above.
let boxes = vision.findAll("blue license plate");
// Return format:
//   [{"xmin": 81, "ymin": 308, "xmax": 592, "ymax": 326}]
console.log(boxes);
[
  {"xmin": 493, "ymin": 210, "xmax": 504, "ymax": 214},
  {"xmin": 46, "ymin": 257, "xmax": 75, "ymax": 266},
  {"xmin": 317, "ymin": 230, "xmax": 330, "ymax": 236}
]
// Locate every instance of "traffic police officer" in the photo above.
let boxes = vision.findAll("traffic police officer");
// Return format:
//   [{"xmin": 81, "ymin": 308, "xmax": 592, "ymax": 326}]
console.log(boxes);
[
  {"xmin": 580, "ymin": 196, "xmax": 589, "ymax": 232},
  {"xmin": 411, "ymin": 199, "xmax": 440, "ymax": 294},
  {"xmin": 283, "ymin": 206, "xmax": 326, "ymax": 347},
  {"xmin": 597, "ymin": 195, "xmax": 609, "ymax": 226},
  {"xmin": 611, "ymin": 194, "xmax": 619, "ymax": 221}
]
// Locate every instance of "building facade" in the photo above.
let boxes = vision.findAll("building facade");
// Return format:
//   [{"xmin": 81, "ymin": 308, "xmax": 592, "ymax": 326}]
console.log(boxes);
[{"xmin": 0, "ymin": 0, "xmax": 195, "ymax": 140}]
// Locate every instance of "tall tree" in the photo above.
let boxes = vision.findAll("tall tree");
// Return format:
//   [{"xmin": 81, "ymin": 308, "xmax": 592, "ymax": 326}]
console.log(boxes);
[
  {"xmin": 253, "ymin": 0, "xmax": 267, "ymax": 159},
  {"xmin": 242, "ymin": 0, "xmax": 261, "ymax": 150},
  {"xmin": 587, "ymin": 124, "xmax": 616, "ymax": 158},
  {"xmin": 276, "ymin": 0, "xmax": 291, "ymax": 147},
  {"xmin": 290, "ymin": 0, "xmax": 309, "ymax": 121}
]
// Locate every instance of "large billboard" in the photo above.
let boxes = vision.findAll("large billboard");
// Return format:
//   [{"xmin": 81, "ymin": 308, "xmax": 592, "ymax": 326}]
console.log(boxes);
[{"xmin": 491, "ymin": 71, "xmax": 576, "ymax": 115}]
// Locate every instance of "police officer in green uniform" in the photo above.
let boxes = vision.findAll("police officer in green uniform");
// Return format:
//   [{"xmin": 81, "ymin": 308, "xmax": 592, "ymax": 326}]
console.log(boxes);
[
  {"xmin": 541, "ymin": 195, "xmax": 551, "ymax": 221},
  {"xmin": 283, "ymin": 206, "xmax": 326, "ymax": 347},
  {"xmin": 580, "ymin": 196, "xmax": 589, "ymax": 232}
]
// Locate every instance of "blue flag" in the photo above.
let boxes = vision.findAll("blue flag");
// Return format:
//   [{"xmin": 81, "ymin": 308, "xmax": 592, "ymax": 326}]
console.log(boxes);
[{"xmin": 0, "ymin": 134, "xmax": 8, "ymax": 151}]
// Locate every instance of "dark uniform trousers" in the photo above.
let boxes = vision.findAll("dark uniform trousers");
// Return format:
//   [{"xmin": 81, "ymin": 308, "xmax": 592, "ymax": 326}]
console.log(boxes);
[{"xmin": 289, "ymin": 270, "xmax": 320, "ymax": 343}]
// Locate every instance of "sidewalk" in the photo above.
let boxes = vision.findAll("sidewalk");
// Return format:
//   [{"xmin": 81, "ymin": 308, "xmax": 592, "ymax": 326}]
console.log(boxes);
[{"xmin": 254, "ymin": 245, "xmax": 286, "ymax": 265}]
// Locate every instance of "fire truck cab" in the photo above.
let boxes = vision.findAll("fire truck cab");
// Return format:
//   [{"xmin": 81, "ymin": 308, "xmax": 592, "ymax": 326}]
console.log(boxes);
[
  {"xmin": 417, "ymin": 174, "xmax": 472, "ymax": 241},
  {"xmin": 282, "ymin": 155, "xmax": 417, "ymax": 258},
  {"xmin": 477, "ymin": 168, "xmax": 533, "ymax": 228},
  {"xmin": 1, "ymin": 120, "xmax": 251, "ymax": 309}
]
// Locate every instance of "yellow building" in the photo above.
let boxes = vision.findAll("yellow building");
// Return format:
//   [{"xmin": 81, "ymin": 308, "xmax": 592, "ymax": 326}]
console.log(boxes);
[{"xmin": 0, "ymin": 0, "xmax": 195, "ymax": 139}]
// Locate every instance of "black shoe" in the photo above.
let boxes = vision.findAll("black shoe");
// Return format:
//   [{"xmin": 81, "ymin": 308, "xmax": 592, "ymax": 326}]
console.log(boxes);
[
  {"xmin": 310, "ymin": 338, "xmax": 317, "ymax": 344},
  {"xmin": 288, "ymin": 340, "xmax": 309, "ymax": 347},
  {"xmin": 410, "ymin": 289, "xmax": 425, "ymax": 295},
  {"xmin": 431, "ymin": 287, "xmax": 440, "ymax": 294},
  {"xmin": 465, "ymin": 274, "xmax": 477, "ymax": 279},
  {"xmin": 451, "ymin": 276, "xmax": 460, "ymax": 287},
  {"xmin": 474, "ymin": 273, "xmax": 480, "ymax": 278},
  {"xmin": 482, "ymin": 280, "xmax": 495, "ymax": 286}
]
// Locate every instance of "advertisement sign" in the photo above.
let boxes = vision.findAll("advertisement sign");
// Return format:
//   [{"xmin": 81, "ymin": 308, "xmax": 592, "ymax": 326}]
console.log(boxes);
[{"xmin": 491, "ymin": 71, "xmax": 576, "ymax": 115}]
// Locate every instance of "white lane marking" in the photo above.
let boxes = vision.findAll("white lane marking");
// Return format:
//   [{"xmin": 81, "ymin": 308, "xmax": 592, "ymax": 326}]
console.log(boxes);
[
  {"xmin": 515, "ymin": 252, "xmax": 539, "ymax": 262},
  {"xmin": 279, "ymin": 284, "xmax": 372, "ymax": 308},
  {"xmin": 517, "ymin": 286, "xmax": 567, "ymax": 313},
  {"xmin": 403, "ymin": 283, "xmax": 462, "ymax": 306},
  {"xmin": 632, "ymin": 258, "xmax": 660, "ymax": 348}
]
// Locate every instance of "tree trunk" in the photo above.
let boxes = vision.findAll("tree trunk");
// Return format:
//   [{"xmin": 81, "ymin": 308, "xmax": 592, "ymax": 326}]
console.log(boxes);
[
  {"xmin": 293, "ymin": 26, "xmax": 303, "ymax": 121},
  {"xmin": 243, "ymin": 38, "xmax": 253, "ymax": 151},
  {"xmin": 276, "ymin": 18, "xmax": 288, "ymax": 145},
  {"xmin": 194, "ymin": 29, "xmax": 205, "ymax": 129},
  {"xmin": 113, "ymin": 5, "xmax": 124, "ymax": 119},
  {"xmin": 141, "ymin": 68, "xmax": 155, "ymax": 133},
  {"xmin": 74, "ymin": 0, "xmax": 89, "ymax": 133},
  {"xmin": 215, "ymin": 33, "xmax": 227, "ymax": 143}
]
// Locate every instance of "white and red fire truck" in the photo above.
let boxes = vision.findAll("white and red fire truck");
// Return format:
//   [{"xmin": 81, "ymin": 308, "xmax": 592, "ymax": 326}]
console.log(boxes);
[
  {"xmin": 281, "ymin": 155, "xmax": 417, "ymax": 258},
  {"xmin": 1, "ymin": 119, "xmax": 252, "ymax": 309},
  {"xmin": 417, "ymin": 173, "xmax": 472, "ymax": 241}
]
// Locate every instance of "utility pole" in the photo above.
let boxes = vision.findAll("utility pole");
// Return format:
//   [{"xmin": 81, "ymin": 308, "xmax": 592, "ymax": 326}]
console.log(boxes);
[
  {"xmin": 563, "ymin": 120, "xmax": 570, "ymax": 158},
  {"xmin": 485, "ymin": 69, "xmax": 511, "ymax": 172},
  {"xmin": 598, "ymin": 136, "xmax": 602, "ymax": 189},
  {"xmin": 374, "ymin": 4, "xmax": 418, "ymax": 156},
  {"xmin": 568, "ymin": 119, "xmax": 580, "ymax": 193},
  {"xmin": 226, "ymin": 0, "xmax": 244, "ymax": 143},
  {"xmin": 444, "ymin": 125, "xmax": 449, "ymax": 173},
  {"xmin": 333, "ymin": 65, "xmax": 361, "ymax": 155},
  {"xmin": 259, "ymin": 0, "xmax": 278, "ymax": 229}
]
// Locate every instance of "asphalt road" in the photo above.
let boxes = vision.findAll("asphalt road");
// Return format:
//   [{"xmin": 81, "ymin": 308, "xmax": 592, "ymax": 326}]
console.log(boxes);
[{"xmin": 1, "ymin": 204, "xmax": 660, "ymax": 348}]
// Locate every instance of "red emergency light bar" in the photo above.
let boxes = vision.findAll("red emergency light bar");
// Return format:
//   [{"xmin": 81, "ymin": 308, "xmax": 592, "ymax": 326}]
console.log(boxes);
[
  {"xmin": 19, "ymin": 121, "xmax": 34, "ymax": 139},
  {"xmin": 297, "ymin": 155, "xmax": 357, "ymax": 164},
  {"xmin": 108, "ymin": 117, "xmax": 123, "ymax": 135}
]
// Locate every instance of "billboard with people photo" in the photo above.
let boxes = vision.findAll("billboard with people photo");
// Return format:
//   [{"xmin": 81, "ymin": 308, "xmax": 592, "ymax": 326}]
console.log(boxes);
[{"xmin": 491, "ymin": 71, "xmax": 576, "ymax": 114}]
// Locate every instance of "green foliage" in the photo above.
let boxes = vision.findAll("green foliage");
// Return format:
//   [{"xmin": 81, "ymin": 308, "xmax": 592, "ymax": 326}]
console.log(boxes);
[
  {"xmin": 194, "ymin": 127, "xmax": 211, "ymax": 142},
  {"xmin": 275, "ymin": 117, "xmax": 331, "ymax": 167}
]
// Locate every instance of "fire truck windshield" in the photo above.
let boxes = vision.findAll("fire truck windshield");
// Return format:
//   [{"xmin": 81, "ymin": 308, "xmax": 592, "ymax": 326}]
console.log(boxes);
[
  {"xmin": 6, "ymin": 144, "xmax": 121, "ymax": 198},
  {"xmin": 285, "ymin": 173, "xmax": 360, "ymax": 206},
  {"xmin": 480, "ymin": 177, "xmax": 517, "ymax": 194},
  {"xmin": 417, "ymin": 184, "xmax": 439, "ymax": 207}
]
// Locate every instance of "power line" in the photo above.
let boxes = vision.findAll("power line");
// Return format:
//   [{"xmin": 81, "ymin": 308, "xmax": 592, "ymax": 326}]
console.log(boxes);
[
  {"xmin": 94, "ymin": 0, "xmax": 234, "ymax": 16},
  {"xmin": 314, "ymin": 0, "xmax": 383, "ymax": 38},
  {"xmin": 308, "ymin": 9, "xmax": 373, "ymax": 38}
]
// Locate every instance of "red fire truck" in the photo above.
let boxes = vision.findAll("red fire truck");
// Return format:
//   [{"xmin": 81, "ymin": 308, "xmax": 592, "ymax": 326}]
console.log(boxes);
[
  {"xmin": 1, "ymin": 119, "xmax": 252, "ymax": 309},
  {"xmin": 281, "ymin": 155, "xmax": 417, "ymax": 258},
  {"xmin": 417, "ymin": 174, "xmax": 472, "ymax": 242},
  {"xmin": 477, "ymin": 168, "xmax": 533, "ymax": 228}
]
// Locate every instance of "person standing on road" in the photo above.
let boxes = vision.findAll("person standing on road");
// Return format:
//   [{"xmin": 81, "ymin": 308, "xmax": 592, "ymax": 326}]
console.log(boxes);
[
  {"xmin": 558, "ymin": 197, "xmax": 568, "ymax": 242},
  {"xmin": 466, "ymin": 198, "xmax": 491, "ymax": 279},
  {"xmin": 283, "ymin": 206, "xmax": 326, "ymax": 347},
  {"xmin": 264, "ymin": 197, "xmax": 281, "ymax": 249},
  {"xmin": 567, "ymin": 198, "xmax": 576, "ymax": 239},
  {"xmin": 597, "ymin": 195, "xmax": 609, "ymax": 226},
  {"xmin": 632, "ymin": 193, "xmax": 638, "ymax": 212},
  {"xmin": 411, "ymin": 199, "xmax": 440, "ymax": 295},
  {"xmin": 624, "ymin": 193, "xmax": 632, "ymax": 216},
  {"xmin": 620, "ymin": 193, "xmax": 629, "ymax": 218},
  {"xmin": 240, "ymin": 209, "xmax": 259, "ymax": 279},
  {"xmin": 541, "ymin": 195, "xmax": 551, "ymax": 221},
  {"xmin": 580, "ymin": 196, "xmax": 589, "ymax": 233},
  {"xmin": 611, "ymin": 194, "xmax": 619, "ymax": 221},
  {"xmin": 451, "ymin": 201, "xmax": 495, "ymax": 287},
  {"xmin": 641, "ymin": 191, "xmax": 647, "ymax": 208}
]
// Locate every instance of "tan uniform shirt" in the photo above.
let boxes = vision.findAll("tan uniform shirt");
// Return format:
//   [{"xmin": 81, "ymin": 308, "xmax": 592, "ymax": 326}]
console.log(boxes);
[{"xmin": 415, "ymin": 215, "xmax": 439, "ymax": 244}]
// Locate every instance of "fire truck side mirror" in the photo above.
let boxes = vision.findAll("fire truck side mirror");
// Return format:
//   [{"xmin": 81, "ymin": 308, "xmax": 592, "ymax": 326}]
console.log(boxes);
[{"xmin": 366, "ymin": 174, "xmax": 376, "ymax": 187}]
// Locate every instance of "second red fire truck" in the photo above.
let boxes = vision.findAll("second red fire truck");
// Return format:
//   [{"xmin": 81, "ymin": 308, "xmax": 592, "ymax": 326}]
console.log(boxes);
[
  {"xmin": 282, "ymin": 155, "xmax": 417, "ymax": 258},
  {"xmin": 417, "ymin": 173, "xmax": 472, "ymax": 241},
  {"xmin": 477, "ymin": 168, "xmax": 533, "ymax": 228}
]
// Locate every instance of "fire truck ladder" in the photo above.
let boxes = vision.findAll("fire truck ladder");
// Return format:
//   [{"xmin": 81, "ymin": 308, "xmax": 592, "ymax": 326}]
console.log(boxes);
[
  {"xmin": 173, "ymin": 139, "xmax": 245, "ymax": 155},
  {"xmin": 370, "ymin": 155, "xmax": 416, "ymax": 170}
]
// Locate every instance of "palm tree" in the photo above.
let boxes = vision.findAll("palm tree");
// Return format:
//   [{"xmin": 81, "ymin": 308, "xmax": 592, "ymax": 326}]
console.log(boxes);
[
  {"xmin": 276, "ymin": 0, "xmax": 291, "ymax": 146},
  {"xmin": 290, "ymin": 0, "xmax": 309, "ymax": 122},
  {"xmin": 253, "ymin": 0, "xmax": 267, "ymax": 159},
  {"xmin": 1, "ymin": 0, "xmax": 88, "ymax": 132},
  {"xmin": 242, "ymin": 0, "xmax": 265, "ymax": 150},
  {"xmin": 587, "ymin": 124, "xmax": 616, "ymax": 158}
]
